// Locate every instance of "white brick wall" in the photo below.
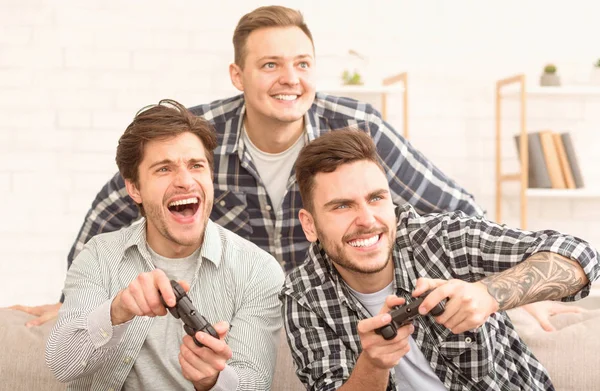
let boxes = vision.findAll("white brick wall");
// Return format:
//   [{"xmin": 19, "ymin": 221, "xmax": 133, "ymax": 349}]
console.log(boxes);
[{"xmin": 1, "ymin": 0, "xmax": 600, "ymax": 306}]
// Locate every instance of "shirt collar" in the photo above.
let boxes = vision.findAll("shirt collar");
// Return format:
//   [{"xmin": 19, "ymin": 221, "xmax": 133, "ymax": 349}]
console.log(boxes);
[
  {"xmin": 229, "ymin": 95, "xmax": 322, "ymax": 156},
  {"xmin": 123, "ymin": 218, "xmax": 222, "ymax": 267}
]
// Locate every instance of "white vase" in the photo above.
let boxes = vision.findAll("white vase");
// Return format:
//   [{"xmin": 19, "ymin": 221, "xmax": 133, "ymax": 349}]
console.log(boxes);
[{"xmin": 590, "ymin": 68, "xmax": 600, "ymax": 85}]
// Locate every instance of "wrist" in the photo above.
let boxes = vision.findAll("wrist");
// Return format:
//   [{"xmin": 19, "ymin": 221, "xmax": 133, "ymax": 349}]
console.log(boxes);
[
  {"xmin": 192, "ymin": 373, "xmax": 219, "ymax": 391},
  {"xmin": 110, "ymin": 291, "xmax": 134, "ymax": 326},
  {"xmin": 475, "ymin": 281, "xmax": 500, "ymax": 313}
]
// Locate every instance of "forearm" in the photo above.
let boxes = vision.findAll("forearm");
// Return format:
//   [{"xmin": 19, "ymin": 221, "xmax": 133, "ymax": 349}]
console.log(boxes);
[
  {"xmin": 480, "ymin": 251, "xmax": 589, "ymax": 311},
  {"xmin": 46, "ymin": 300, "xmax": 129, "ymax": 382},
  {"xmin": 337, "ymin": 354, "xmax": 389, "ymax": 391}
]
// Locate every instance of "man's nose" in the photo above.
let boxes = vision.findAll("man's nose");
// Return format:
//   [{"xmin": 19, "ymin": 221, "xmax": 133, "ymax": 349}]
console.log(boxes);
[
  {"xmin": 173, "ymin": 168, "xmax": 195, "ymax": 188},
  {"xmin": 279, "ymin": 64, "xmax": 299, "ymax": 85},
  {"xmin": 355, "ymin": 205, "xmax": 377, "ymax": 227}
]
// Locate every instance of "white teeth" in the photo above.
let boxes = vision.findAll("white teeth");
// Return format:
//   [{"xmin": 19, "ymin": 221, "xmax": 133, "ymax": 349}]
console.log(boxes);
[
  {"xmin": 348, "ymin": 235, "xmax": 379, "ymax": 248},
  {"xmin": 168, "ymin": 197, "xmax": 198, "ymax": 207},
  {"xmin": 273, "ymin": 94, "xmax": 298, "ymax": 101}
]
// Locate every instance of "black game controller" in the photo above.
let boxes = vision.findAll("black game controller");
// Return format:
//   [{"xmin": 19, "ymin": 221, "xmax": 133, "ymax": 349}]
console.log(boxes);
[
  {"xmin": 160, "ymin": 280, "xmax": 219, "ymax": 348},
  {"xmin": 375, "ymin": 290, "xmax": 445, "ymax": 340}
]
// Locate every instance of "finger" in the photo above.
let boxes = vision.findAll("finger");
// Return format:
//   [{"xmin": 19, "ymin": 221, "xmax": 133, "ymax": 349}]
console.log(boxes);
[
  {"xmin": 380, "ymin": 296, "xmax": 406, "ymax": 315},
  {"xmin": 153, "ymin": 270, "xmax": 176, "ymax": 308},
  {"xmin": 178, "ymin": 280, "xmax": 191, "ymax": 293},
  {"xmin": 120, "ymin": 288, "xmax": 145, "ymax": 317},
  {"xmin": 418, "ymin": 284, "xmax": 452, "ymax": 315},
  {"xmin": 441, "ymin": 310, "xmax": 470, "ymax": 333},
  {"xmin": 10, "ymin": 305, "xmax": 42, "ymax": 316},
  {"xmin": 539, "ymin": 318, "xmax": 556, "ymax": 332},
  {"xmin": 413, "ymin": 277, "xmax": 447, "ymax": 297},
  {"xmin": 432, "ymin": 291, "xmax": 462, "ymax": 325},
  {"xmin": 194, "ymin": 330, "xmax": 232, "ymax": 360},
  {"xmin": 127, "ymin": 278, "xmax": 154, "ymax": 316},
  {"xmin": 552, "ymin": 304, "xmax": 585, "ymax": 315},
  {"xmin": 179, "ymin": 346, "xmax": 208, "ymax": 382},
  {"xmin": 212, "ymin": 321, "xmax": 230, "ymax": 340},
  {"xmin": 139, "ymin": 273, "xmax": 167, "ymax": 316},
  {"xmin": 357, "ymin": 312, "xmax": 392, "ymax": 334},
  {"xmin": 25, "ymin": 311, "xmax": 57, "ymax": 328}
]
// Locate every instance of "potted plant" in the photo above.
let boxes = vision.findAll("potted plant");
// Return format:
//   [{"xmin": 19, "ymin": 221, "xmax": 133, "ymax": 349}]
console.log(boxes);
[
  {"xmin": 591, "ymin": 58, "xmax": 600, "ymax": 85},
  {"xmin": 540, "ymin": 64, "xmax": 561, "ymax": 86},
  {"xmin": 342, "ymin": 69, "xmax": 363, "ymax": 85}
]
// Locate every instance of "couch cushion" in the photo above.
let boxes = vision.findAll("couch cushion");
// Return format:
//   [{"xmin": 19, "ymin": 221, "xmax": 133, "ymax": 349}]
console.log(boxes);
[
  {"xmin": 272, "ymin": 331, "xmax": 305, "ymax": 391},
  {"xmin": 0, "ymin": 309, "xmax": 66, "ymax": 391},
  {"xmin": 507, "ymin": 306, "xmax": 600, "ymax": 391}
]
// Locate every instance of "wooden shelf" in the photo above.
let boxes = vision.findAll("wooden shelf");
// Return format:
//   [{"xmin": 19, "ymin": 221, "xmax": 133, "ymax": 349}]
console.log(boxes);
[
  {"xmin": 501, "ymin": 85, "xmax": 600, "ymax": 98},
  {"xmin": 320, "ymin": 72, "xmax": 409, "ymax": 139},
  {"xmin": 320, "ymin": 85, "xmax": 404, "ymax": 94},
  {"xmin": 525, "ymin": 188, "xmax": 600, "ymax": 198},
  {"xmin": 495, "ymin": 74, "xmax": 600, "ymax": 229}
]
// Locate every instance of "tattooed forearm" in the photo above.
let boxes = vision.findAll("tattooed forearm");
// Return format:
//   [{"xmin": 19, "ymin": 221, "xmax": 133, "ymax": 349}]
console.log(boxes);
[{"xmin": 480, "ymin": 252, "xmax": 588, "ymax": 310}]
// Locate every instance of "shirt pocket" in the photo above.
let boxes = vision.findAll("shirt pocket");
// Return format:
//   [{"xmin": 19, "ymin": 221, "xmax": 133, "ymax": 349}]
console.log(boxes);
[
  {"xmin": 437, "ymin": 326, "xmax": 494, "ymax": 382},
  {"xmin": 211, "ymin": 189, "xmax": 252, "ymax": 237}
]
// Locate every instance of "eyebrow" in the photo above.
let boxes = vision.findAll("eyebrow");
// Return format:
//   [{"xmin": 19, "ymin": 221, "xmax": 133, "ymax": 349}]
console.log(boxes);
[
  {"xmin": 323, "ymin": 188, "xmax": 389, "ymax": 208},
  {"xmin": 148, "ymin": 157, "xmax": 207, "ymax": 170},
  {"xmin": 256, "ymin": 54, "xmax": 313, "ymax": 63}
]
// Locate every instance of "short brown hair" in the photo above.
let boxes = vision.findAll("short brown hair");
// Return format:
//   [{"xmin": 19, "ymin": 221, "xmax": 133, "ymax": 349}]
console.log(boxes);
[
  {"xmin": 232, "ymin": 5, "xmax": 314, "ymax": 67},
  {"xmin": 116, "ymin": 99, "xmax": 217, "ymax": 214},
  {"xmin": 295, "ymin": 128, "xmax": 384, "ymax": 211}
]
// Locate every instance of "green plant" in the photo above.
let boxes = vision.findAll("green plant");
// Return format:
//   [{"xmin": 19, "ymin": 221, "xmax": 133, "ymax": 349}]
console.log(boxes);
[
  {"xmin": 342, "ymin": 69, "xmax": 363, "ymax": 85},
  {"xmin": 594, "ymin": 58, "xmax": 600, "ymax": 68},
  {"xmin": 544, "ymin": 64, "xmax": 557, "ymax": 74}
]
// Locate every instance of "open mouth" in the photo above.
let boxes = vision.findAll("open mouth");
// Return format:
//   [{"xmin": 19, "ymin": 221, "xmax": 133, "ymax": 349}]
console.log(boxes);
[
  {"xmin": 347, "ymin": 233, "xmax": 381, "ymax": 249},
  {"xmin": 167, "ymin": 197, "xmax": 200, "ymax": 219}
]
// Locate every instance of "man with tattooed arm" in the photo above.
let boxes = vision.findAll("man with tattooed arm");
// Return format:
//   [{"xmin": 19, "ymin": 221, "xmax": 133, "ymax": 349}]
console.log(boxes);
[{"xmin": 280, "ymin": 129, "xmax": 599, "ymax": 391}]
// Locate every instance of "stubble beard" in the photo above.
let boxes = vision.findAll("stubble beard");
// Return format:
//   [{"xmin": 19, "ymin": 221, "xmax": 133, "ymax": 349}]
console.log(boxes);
[{"xmin": 316, "ymin": 226, "xmax": 395, "ymax": 275}]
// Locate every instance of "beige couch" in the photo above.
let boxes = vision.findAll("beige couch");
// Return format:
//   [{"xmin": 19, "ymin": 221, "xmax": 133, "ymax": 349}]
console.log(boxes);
[{"xmin": 2, "ymin": 296, "xmax": 599, "ymax": 391}]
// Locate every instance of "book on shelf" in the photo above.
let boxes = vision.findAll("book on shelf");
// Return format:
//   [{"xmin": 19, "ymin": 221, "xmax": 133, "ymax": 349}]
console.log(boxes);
[
  {"xmin": 514, "ymin": 131, "xmax": 584, "ymax": 189},
  {"xmin": 538, "ymin": 130, "xmax": 566, "ymax": 189},
  {"xmin": 514, "ymin": 132, "xmax": 552, "ymax": 188},
  {"xmin": 560, "ymin": 132, "xmax": 585, "ymax": 188},
  {"xmin": 552, "ymin": 133, "xmax": 575, "ymax": 189}
]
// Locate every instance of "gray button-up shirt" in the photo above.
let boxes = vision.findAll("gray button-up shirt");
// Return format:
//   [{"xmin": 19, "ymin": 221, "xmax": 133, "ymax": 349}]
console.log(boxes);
[{"xmin": 47, "ymin": 219, "xmax": 285, "ymax": 390}]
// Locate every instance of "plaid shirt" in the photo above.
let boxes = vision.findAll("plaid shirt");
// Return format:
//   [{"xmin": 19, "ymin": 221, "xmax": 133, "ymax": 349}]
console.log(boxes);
[
  {"xmin": 67, "ymin": 93, "xmax": 484, "ymax": 273},
  {"xmin": 280, "ymin": 204, "xmax": 600, "ymax": 391}
]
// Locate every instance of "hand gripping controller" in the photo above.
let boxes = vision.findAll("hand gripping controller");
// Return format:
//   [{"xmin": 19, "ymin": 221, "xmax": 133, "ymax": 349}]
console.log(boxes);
[
  {"xmin": 375, "ymin": 290, "xmax": 445, "ymax": 340},
  {"xmin": 160, "ymin": 280, "xmax": 219, "ymax": 348}
]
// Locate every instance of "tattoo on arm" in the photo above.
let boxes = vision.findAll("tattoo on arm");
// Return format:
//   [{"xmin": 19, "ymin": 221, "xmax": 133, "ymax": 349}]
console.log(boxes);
[{"xmin": 480, "ymin": 252, "xmax": 588, "ymax": 310}]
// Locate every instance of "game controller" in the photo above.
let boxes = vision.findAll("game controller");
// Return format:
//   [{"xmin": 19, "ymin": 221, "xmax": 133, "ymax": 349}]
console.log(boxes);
[
  {"xmin": 160, "ymin": 280, "xmax": 219, "ymax": 348},
  {"xmin": 375, "ymin": 290, "xmax": 445, "ymax": 340}
]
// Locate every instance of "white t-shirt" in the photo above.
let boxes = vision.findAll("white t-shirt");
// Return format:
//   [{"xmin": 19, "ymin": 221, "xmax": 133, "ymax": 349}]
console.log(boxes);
[
  {"xmin": 241, "ymin": 128, "xmax": 305, "ymax": 211},
  {"xmin": 348, "ymin": 282, "xmax": 447, "ymax": 391}
]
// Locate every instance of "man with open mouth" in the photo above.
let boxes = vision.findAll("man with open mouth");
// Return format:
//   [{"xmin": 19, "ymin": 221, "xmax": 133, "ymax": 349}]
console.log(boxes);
[{"xmin": 46, "ymin": 99, "xmax": 284, "ymax": 391}]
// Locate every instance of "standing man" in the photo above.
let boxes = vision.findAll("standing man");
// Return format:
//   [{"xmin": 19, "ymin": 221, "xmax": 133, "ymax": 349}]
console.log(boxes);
[
  {"xmin": 46, "ymin": 100, "xmax": 284, "ymax": 390},
  {"xmin": 280, "ymin": 129, "xmax": 599, "ymax": 390}
]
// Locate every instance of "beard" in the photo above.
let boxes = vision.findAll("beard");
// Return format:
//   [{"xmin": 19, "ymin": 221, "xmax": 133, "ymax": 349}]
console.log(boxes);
[{"xmin": 316, "ymin": 225, "xmax": 395, "ymax": 275}]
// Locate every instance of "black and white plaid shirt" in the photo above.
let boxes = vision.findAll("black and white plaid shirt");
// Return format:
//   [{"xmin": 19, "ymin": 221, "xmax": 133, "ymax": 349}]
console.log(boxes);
[
  {"xmin": 280, "ymin": 204, "xmax": 600, "ymax": 391},
  {"xmin": 67, "ymin": 93, "xmax": 484, "ymax": 273}
]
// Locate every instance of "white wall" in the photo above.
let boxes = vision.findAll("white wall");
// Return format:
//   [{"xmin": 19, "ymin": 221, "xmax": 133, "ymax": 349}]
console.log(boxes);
[{"xmin": 1, "ymin": 0, "xmax": 599, "ymax": 306}]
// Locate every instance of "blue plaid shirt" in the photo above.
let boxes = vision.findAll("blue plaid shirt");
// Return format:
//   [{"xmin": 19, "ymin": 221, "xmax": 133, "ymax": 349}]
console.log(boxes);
[
  {"xmin": 67, "ymin": 93, "xmax": 484, "ymax": 273},
  {"xmin": 280, "ymin": 204, "xmax": 600, "ymax": 391}
]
